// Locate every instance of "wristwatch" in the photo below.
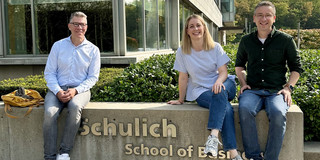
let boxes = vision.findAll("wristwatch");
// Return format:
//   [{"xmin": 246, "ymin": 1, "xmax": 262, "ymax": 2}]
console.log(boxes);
[
  {"xmin": 289, "ymin": 85, "xmax": 294, "ymax": 92},
  {"xmin": 284, "ymin": 84, "xmax": 294, "ymax": 92}
]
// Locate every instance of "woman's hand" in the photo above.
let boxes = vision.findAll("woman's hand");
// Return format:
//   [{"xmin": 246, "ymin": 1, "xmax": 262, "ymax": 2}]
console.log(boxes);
[
  {"xmin": 167, "ymin": 100, "xmax": 184, "ymax": 105},
  {"xmin": 213, "ymin": 64, "xmax": 227, "ymax": 94}
]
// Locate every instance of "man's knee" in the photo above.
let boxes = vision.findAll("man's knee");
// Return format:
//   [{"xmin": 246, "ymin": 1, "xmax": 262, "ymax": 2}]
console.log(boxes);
[
  {"xmin": 43, "ymin": 110, "xmax": 59, "ymax": 127},
  {"xmin": 67, "ymin": 101, "xmax": 85, "ymax": 117},
  {"xmin": 44, "ymin": 105, "xmax": 60, "ymax": 119},
  {"xmin": 238, "ymin": 103, "xmax": 257, "ymax": 121},
  {"xmin": 68, "ymin": 102, "xmax": 82, "ymax": 112},
  {"xmin": 268, "ymin": 110, "xmax": 287, "ymax": 126}
]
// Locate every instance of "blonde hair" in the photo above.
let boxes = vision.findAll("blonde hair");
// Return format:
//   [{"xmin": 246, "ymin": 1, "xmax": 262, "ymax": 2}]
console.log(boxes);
[{"xmin": 181, "ymin": 14, "xmax": 215, "ymax": 54}]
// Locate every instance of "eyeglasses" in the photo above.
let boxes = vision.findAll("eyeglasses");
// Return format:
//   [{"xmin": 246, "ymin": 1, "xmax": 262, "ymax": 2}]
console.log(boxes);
[
  {"xmin": 70, "ymin": 22, "xmax": 87, "ymax": 28},
  {"xmin": 255, "ymin": 14, "xmax": 274, "ymax": 19}
]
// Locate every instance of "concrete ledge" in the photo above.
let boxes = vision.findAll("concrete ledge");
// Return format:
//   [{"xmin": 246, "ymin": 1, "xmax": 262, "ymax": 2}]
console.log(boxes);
[
  {"xmin": 0, "ymin": 102, "xmax": 303, "ymax": 160},
  {"xmin": 304, "ymin": 142, "xmax": 320, "ymax": 160}
]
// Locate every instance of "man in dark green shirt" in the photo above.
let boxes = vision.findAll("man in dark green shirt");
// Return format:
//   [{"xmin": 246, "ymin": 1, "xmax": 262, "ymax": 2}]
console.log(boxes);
[{"xmin": 235, "ymin": 1, "xmax": 303, "ymax": 160}]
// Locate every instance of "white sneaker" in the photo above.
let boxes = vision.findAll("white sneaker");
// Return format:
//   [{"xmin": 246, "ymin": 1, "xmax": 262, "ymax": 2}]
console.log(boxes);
[
  {"xmin": 204, "ymin": 135, "xmax": 222, "ymax": 157},
  {"xmin": 56, "ymin": 153, "xmax": 70, "ymax": 160},
  {"xmin": 231, "ymin": 155, "xmax": 243, "ymax": 160}
]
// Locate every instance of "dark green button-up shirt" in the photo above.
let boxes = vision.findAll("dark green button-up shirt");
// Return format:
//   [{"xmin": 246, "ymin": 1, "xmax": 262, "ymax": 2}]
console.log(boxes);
[{"xmin": 235, "ymin": 26, "xmax": 303, "ymax": 92}]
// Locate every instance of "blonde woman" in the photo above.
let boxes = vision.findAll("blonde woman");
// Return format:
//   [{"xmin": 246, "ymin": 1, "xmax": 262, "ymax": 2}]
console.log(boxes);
[{"xmin": 168, "ymin": 14, "xmax": 242, "ymax": 160}]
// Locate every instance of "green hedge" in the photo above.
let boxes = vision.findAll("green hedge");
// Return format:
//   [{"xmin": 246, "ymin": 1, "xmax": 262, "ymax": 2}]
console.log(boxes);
[
  {"xmin": 92, "ymin": 54, "xmax": 179, "ymax": 102},
  {"xmin": 292, "ymin": 49, "xmax": 320, "ymax": 141},
  {"xmin": 0, "ymin": 68, "xmax": 123, "ymax": 99},
  {"xmin": 280, "ymin": 29, "xmax": 320, "ymax": 49},
  {"xmin": 0, "ymin": 75, "xmax": 48, "ymax": 97},
  {"xmin": 91, "ymin": 68, "xmax": 124, "ymax": 100}
]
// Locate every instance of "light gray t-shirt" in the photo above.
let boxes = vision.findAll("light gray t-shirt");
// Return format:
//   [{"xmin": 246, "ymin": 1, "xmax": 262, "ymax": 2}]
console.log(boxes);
[{"xmin": 173, "ymin": 42, "xmax": 235, "ymax": 101}]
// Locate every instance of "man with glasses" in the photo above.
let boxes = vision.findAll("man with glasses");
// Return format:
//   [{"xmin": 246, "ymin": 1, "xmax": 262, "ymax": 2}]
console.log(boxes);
[
  {"xmin": 235, "ymin": 1, "xmax": 303, "ymax": 160},
  {"xmin": 43, "ymin": 11, "xmax": 100, "ymax": 160}
]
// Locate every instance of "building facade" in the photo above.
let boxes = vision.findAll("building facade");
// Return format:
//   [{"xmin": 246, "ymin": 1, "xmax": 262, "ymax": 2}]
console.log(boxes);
[{"xmin": 0, "ymin": 0, "xmax": 235, "ymax": 80}]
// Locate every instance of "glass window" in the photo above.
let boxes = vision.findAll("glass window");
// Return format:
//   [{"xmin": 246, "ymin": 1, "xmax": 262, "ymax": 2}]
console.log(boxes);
[
  {"xmin": 145, "ymin": 0, "xmax": 158, "ymax": 51},
  {"xmin": 204, "ymin": 18, "xmax": 212, "ymax": 36},
  {"xmin": 221, "ymin": 0, "xmax": 234, "ymax": 12},
  {"xmin": 179, "ymin": 4, "xmax": 184, "ymax": 41},
  {"xmin": 179, "ymin": 4, "xmax": 192, "ymax": 40},
  {"xmin": 7, "ymin": 0, "xmax": 32, "ymax": 55},
  {"xmin": 125, "ymin": 0, "xmax": 143, "ymax": 51},
  {"xmin": 126, "ymin": 0, "xmax": 168, "ymax": 52},
  {"xmin": 35, "ymin": 0, "xmax": 113, "ymax": 54},
  {"xmin": 6, "ymin": 0, "xmax": 113, "ymax": 55},
  {"xmin": 158, "ymin": 0, "xmax": 167, "ymax": 49},
  {"xmin": 184, "ymin": 6, "xmax": 191, "ymax": 20}
]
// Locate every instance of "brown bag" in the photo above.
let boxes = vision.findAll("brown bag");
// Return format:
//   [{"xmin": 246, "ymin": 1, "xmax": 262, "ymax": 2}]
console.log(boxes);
[{"xmin": 1, "ymin": 88, "xmax": 44, "ymax": 118}]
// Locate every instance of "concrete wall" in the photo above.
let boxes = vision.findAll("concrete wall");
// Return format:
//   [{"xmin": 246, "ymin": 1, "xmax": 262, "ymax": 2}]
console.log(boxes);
[
  {"xmin": 304, "ymin": 142, "xmax": 320, "ymax": 160},
  {"xmin": 0, "ymin": 102, "xmax": 303, "ymax": 160}
]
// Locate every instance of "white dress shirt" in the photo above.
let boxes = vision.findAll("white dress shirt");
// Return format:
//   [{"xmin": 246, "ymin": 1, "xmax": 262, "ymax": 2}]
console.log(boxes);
[{"xmin": 44, "ymin": 36, "xmax": 100, "ymax": 95}]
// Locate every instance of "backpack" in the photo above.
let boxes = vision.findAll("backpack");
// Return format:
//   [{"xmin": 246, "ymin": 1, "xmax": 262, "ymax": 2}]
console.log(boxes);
[{"xmin": 1, "ymin": 87, "xmax": 44, "ymax": 118}]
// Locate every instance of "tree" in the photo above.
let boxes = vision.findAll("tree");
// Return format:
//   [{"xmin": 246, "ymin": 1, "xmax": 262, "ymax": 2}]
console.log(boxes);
[
  {"xmin": 235, "ymin": 0, "xmax": 260, "ymax": 28},
  {"xmin": 288, "ymin": 1, "xmax": 313, "ymax": 28},
  {"xmin": 305, "ymin": 0, "xmax": 320, "ymax": 29},
  {"xmin": 273, "ymin": 2, "xmax": 289, "ymax": 28}
]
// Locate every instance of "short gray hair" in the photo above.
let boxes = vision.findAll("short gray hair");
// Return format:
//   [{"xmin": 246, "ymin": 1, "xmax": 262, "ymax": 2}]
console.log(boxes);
[
  {"xmin": 254, "ymin": 1, "xmax": 276, "ymax": 15},
  {"xmin": 69, "ymin": 11, "xmax": 87, "ymax": 23}
]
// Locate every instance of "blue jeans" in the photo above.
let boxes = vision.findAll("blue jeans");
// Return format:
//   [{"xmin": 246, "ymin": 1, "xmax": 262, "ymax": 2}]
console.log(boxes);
[
  {"xmin": 43, "ymin": 87, "xmax": 90, "ymax": 159},
  {"xmin": 196, "ymin": 78, "xmax": 237, "ymax": 151},
  {"xmin": 238, "ymin": 89, "xmax": 289, "ymax": 160}
]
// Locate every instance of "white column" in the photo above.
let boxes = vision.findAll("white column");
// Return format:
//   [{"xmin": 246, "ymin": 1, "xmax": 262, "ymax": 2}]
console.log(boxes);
[{"xmin": 169, "ymin": 0, "xmax": 179, "ymax": 50}]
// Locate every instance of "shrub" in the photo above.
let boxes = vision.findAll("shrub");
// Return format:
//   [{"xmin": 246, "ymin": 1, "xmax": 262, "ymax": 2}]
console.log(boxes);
[
  {"xmin": 91, "ymin": 68, "xmax": 124, "ymax": 101},
  {"xmin": 223, "ymin": 44, "xmax": 238, "ymax": 76},
  {"xmin": 292, "ymin": 49, "xmax": 320, "ymax": 141},
  {"xmin": 93, "ymin": 54, "xmax": 179, "ymax": 102},
  {"xmin": 223, "ymin": 44, "xmax": 241, "ymax": 103},
  {"xmin": 280, "ymin": 29, "xmax": 320, "ymax": 49},
  {"xmin": 0, "ymin": 68, "xmax": 123, "ymax": 100},
  {"xmin": 0, "ymin": 75, "xmax": 48, "ymax": 98}
]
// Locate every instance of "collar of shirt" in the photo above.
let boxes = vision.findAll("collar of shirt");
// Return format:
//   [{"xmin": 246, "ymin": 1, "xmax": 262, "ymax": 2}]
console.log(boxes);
[
  {"xmin": 253, "ymin": 25, "xmax": 278, "ymax": 45},
  {"xmin": 67, "ymin": 36, "xmax": 89, "ymax": 47}
]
